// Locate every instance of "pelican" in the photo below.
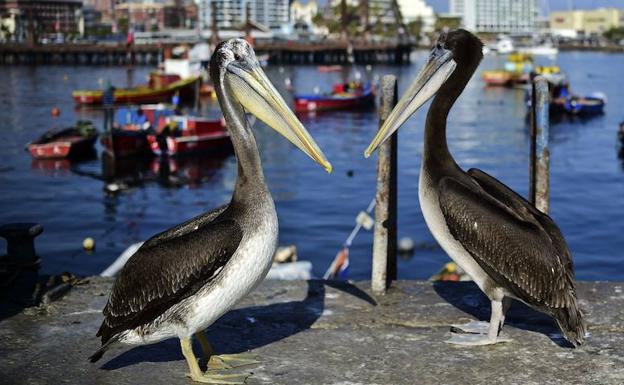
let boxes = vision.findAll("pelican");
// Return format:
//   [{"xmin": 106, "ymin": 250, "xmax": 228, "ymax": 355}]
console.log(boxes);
[
  {"xmin": 365, "ymin": 30, "xmax": 586, "ymax": 346},
  {"xmin": 89, "ymin": 38, "xmax": 332, "ymax": 383}
]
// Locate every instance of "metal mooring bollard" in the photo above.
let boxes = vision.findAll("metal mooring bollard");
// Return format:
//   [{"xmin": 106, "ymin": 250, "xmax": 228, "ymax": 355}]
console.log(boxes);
[
  {"xmin": 372, "ymin": 75, "xmax": 398, "ymax": 295},
  {"xmin": 529, "ymin": 76, "xmax": 550, "ymax": 214}
]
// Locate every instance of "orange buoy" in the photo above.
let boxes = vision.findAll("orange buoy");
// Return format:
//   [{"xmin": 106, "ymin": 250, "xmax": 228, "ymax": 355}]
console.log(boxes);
[{"xmin": 51, "ymin": 107, "xmax": 61, "ymax": 117}]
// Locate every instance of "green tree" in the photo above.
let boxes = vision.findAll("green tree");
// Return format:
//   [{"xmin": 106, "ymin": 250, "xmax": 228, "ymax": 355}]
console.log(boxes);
[{"xmin": 604, "ymin": 27, "xmax": 624, "ymax": 42}]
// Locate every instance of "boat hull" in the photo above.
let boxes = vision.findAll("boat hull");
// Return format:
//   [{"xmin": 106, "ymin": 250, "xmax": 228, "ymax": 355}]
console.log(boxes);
[
  {"xmin": 28, "ymin": 135, "xmax": 97, "ymax": 159},
  {"xmin": 294, "ymin": 91, "xmax": 375, "ymax": 112},
  {"xmin": 551, "ymin": 96, "xmax": 606, "ymax": 116},
  {"xmin": 73, "ymin": 76, "xmax": 198, "ymax": 106},
  {"xmin": 101, "ymin": 130, "xmax": 150, "ymax": 157},
  {"xmin": 147, "ymin": 117, "xmax": 231, "ymax": 156}
]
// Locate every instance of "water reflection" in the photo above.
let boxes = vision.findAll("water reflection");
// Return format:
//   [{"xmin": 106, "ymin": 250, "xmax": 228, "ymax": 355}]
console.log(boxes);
[
  {"xmin": 30, "ymin": 149, "xmax": 97, "ymax": 176},
  {"xmin": 68, "ymin": 150, "xmax": 234, "ymax": 194}
]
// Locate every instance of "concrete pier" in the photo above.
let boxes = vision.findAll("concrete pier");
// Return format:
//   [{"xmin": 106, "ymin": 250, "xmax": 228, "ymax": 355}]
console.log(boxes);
[{"xmin": 1, "ymin": 279, "xmax": 623, "ymax": 384}]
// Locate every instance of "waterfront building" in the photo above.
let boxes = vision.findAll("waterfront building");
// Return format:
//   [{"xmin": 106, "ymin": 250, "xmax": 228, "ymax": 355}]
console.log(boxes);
[
  {"xmin": 448, "ymin": 0, "xmax": 538, "ymax": 34},
  {"xmin": 82, "ymin": 0, "xmax": 115, "ymax": 23},
  {"xmin": 114, "ymin": 2, "xmax": 167, "ymax": 31},
  {"xmin": 112, "ymin": 1, "xmax": 193, "ymax": 31},
  {"xmin": 198, "ymin": 0, "xmax": 289, "ymax": 31},
  {"xmin": 0, "ymin": 0, "xmax": 83, "ymax": 42},
  {"xmin": 550, "ymin": 8, "xmax": 624, "ymax": 38}
]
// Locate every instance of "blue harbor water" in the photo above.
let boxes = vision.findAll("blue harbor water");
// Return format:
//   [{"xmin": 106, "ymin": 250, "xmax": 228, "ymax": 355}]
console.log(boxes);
[{"xmin": 1, "ymin": 51, "xmax": 623, "ymax": 281}]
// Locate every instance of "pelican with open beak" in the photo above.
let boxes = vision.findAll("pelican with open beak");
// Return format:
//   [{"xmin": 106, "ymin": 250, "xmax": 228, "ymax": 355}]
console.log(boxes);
[
  {"xmin": 90, "ymin": 38, "xmax": 332, "ymax": 383},
  {"xmin": 364, "ymin": 30, "xmax": 585, "ymax": 347}
]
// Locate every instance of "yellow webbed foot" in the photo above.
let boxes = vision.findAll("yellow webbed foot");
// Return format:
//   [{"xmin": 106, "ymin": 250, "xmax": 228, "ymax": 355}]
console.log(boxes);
[
  {"xmin": 207, "ymin": 353, "xmax": 261, "ymax": 370},
  {"xmin": 186, "ymin": 370, "xmax": 251, "ymax": 384}
]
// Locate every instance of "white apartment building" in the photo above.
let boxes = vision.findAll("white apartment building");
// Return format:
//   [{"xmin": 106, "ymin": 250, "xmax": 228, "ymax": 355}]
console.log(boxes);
[
  {"xmin": 199, "ymin": 0, "xmax": 289, "ymax": 30},
  {"xmin": 449, "ymin": 0, "xmax": 538, "ymax": 34}
]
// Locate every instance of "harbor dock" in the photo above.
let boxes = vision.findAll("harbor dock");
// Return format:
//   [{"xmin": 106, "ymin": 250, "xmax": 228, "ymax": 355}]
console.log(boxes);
[
  {"xmin": 1, "ymin": 278, "xmax": 623, "ymax": 385},
  {"xmin": 0, "ymin": 42, "xmax": 412, "ymax": 66}
]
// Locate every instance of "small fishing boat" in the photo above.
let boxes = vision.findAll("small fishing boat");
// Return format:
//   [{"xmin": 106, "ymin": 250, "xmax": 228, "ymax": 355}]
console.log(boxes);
[
  {"xmin": 482, "ymin": 70, "xmax": 515, "ymax": 86},
  {"xmin": 147, "ymin": 115, "xmax": 231, "ymax": 156},
  {"xmin": 482, "ymin": 53, "xmax": 533, "ymax": 87},
  {"xmin": 100, "ymin": 106, "xmax": 172, "ymax": 157},
  {"xmin": 294, "ymin": 82, "xmax": 375, "ymax": 112},
  {"xmin": 73, "ymin": 73, "xmax": 198, "ymax": 106},
  {"xmin": 551, "ymin": 94, "xmax": 606, "ymax": 115},
  {"xmin": 516, "ymin": 42, "xmax": 559, "ymax": 57},
  {"xmin": 317, "ymin": 65, "xmax": 342, "ymax": 73},
  {"xmin": 28, "ymin": 121, "xmax": 98, "ymax": 159},
  {"xmin": 549, "ymin": 82, "xmax": 606, "ymax": 116}
]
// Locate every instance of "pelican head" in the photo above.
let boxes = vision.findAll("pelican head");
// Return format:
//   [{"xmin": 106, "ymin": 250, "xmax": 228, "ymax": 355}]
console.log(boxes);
[
  {"xmin": 211, "ymin": 39, "xmax": 332, "ymax": 173},
  {"xmin": 364, "ymin": 29, "xmax": 483, "ymax": 157}
]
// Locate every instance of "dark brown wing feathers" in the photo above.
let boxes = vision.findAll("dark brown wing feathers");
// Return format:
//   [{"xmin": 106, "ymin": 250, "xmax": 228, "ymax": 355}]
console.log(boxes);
[
  {"xmin": 438, "ymin": 174, "xmax": 575, "ymax": 309},
  {"xmin": 96, "ymin": 216, "xmax": 242, "ymax": 344}
]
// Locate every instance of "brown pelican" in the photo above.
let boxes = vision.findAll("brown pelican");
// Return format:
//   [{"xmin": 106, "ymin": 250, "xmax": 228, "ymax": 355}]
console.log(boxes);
[
  {"xmin": 89, "ymin": 38, "xmax": 332, "ymax": 383},
  {"xmin": 365, "ymin": 30, "xmax": 586, "ymax": 346}
]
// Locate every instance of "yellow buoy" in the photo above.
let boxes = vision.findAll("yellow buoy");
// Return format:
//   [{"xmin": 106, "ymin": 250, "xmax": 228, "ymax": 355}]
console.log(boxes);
[{"xmin": 83, "ymin": 237, "xmax": 95, "ymax": 251}]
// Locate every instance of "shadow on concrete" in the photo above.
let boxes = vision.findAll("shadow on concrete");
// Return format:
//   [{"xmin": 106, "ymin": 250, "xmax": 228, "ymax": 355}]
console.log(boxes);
[
  {"xmin": 433, "ymin": 281, "xmax": 573, "ymax": 348},
  {"xmin": 101, "ymin": 280, "xmax": 375, "ymax": 370},
  {"xmin": 0, "ymin": 270, "xmax": 40, "ymax": 322}
]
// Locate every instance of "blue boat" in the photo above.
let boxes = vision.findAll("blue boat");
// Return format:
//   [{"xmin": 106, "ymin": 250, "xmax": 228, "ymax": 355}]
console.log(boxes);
[
  {"xmin": 551, "ymin": 95, "xmax": 606, "ymax": 115},
  {"xmin": 550, "ymin": 83, "xmax": 606, "ymax": 116}
]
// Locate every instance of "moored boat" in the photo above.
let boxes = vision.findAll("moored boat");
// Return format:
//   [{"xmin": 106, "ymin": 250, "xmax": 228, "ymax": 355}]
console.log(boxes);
[
  {"xmin": 147, "ymin": 115, "xmax": 231, "ymax": 156},
  {"xmin": 100, "ymin": 106, "xmax": 169, "ymax": 157},
  {"xmin": 317, "ymin": 65, "xmax": 343, "ymax": 73},
  {"xmin": 294, "ymin": 82, "xmax": 375, "ymax": 112},
  {"xmin": 551, "ymin": 94, "xmax": 606, "ymax": 115},
  {"xmin": 482, "ymin": 53, "xmax": 533, "ymax": 87},
  {"xmin": 28, "ymin": 121, "xmax": 99, "ymax": 159},
  {"xmin": 73, "ymin": 73, "xmax": 198, "ymax": 106}
]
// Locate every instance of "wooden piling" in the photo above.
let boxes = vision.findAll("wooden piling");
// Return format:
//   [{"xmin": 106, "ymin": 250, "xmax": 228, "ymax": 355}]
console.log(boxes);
[
  {"xmin": 371, "ymin": 75, "xmax": 398, "ymax": 295},
  {"xmin": 533, "ymin": 76, "xmax": 550, "ymax": 213}
]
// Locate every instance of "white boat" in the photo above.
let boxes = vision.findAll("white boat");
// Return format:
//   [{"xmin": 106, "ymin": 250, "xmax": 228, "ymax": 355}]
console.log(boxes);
[
  {"xmin": 487, "ymin": 36, "xmax": 514, "ymax": 55},
  {"xmin": 517, "ymin": 44, "xmax": 559, "ymax": 56}
]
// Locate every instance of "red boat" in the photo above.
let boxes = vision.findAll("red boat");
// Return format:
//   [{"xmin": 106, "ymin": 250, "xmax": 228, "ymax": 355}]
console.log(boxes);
[
  {"xmin": 28, "ymin": 122, "xmax": 98, "ymax": 159},
  {"xmin": 147, "ymin": 115, "xmax": 231, "ymax": 156},
  {"xmin": 317, "ymin": 65, "xmax": 343, "ymax": 73},
  {"xmin": 101, "ymin": 104, "xmax": 181, "ymax": 157},
  {"xmin": 101, "ymin": 129, "xmax": 151, "ymax": 157},
  {"xmin": 294, "ymin": 82, "xmax": 375, "ymax": 112},
  {"xmin": 72, "ymin": 73, "xmax": 198, "ymax": 106}
]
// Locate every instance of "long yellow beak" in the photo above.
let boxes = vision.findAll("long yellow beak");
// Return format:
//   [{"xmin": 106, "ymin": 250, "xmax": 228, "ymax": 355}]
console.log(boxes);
[
  {"xmin": 364, "ymin": 49, "xmax": 457, "ymax": 158},
  {"xmin": 225, "ymin": 62, "xmax": 332, "ymax": 173}
]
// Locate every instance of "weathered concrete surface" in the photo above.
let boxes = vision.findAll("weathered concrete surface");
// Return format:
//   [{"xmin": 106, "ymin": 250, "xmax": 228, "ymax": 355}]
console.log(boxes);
[{"xmin": 1, "ymin": 279, "xmax": 623, "ymax": 385}]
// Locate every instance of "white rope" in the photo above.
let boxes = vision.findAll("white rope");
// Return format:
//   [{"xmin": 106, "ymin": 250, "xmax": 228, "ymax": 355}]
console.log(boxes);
[{"xmin": 323, "ymin": 197, "xmax": 376, "ymax": 279}]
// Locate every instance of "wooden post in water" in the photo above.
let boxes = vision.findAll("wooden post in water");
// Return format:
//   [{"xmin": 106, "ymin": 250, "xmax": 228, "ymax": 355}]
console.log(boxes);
[
  {"xmin": 533, "ymin": 76, "xmax": 550, "ymax": 213},
  {"xmin": 371, "ymin": 75, "xmax": 398, "ymax": 295},
  {"xmin": 529, "ymin": 79, "xmax": 537, "ymax": 204}
]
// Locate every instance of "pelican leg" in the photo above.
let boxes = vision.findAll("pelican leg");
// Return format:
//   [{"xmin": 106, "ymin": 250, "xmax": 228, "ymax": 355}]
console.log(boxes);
[
  {"xmin": 194, "ymin": 331, "xmax": 260, "ymax": 371},
  {"xmin": 196, "ymin": 331, "xmax": 216, "ymax": 359},
  {"xmin": 181, "ymin": 337, "xmax": 251, "ymax": 384},
  {"xmin": 499, "ymin": 297, "xmax": 512, "ymax": 332},
  {"xmin": 451, "ymin": 297, "xmax": 513, "ymax": 334},
  {"xmin": 446, "ymin": 300, "xmax": 512, "ymax": 346}
]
